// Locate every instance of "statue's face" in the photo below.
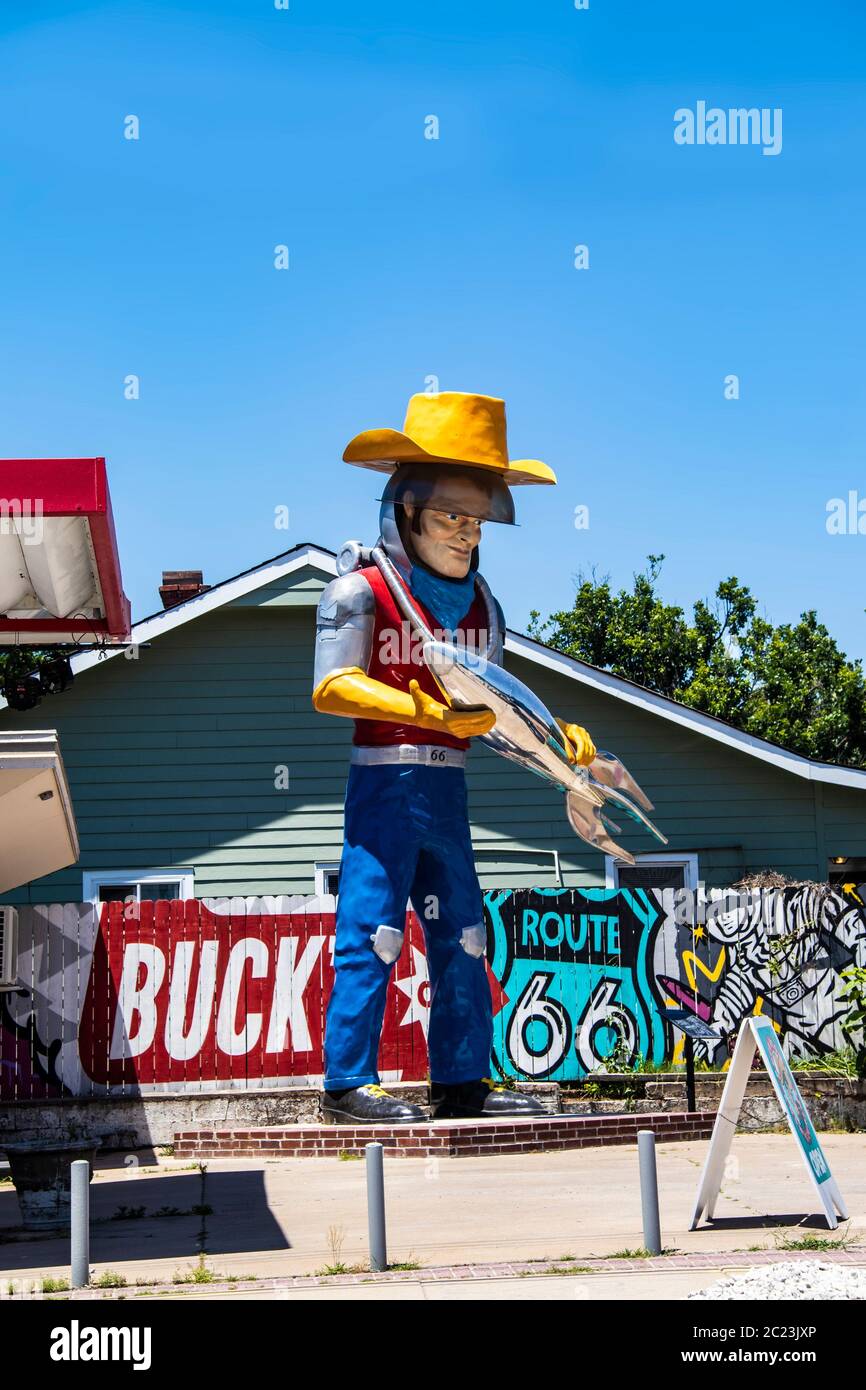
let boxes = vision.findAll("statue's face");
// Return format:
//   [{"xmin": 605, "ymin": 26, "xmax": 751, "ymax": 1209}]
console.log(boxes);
[{"xmin": 402, "ymin": 473, "xmax": 490, "ymax": 578}]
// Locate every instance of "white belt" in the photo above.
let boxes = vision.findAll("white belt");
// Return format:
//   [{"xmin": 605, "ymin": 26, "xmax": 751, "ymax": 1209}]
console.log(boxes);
[{"xmin": 351, "ymin": 744, "xmax": 467, "ymax": 769}]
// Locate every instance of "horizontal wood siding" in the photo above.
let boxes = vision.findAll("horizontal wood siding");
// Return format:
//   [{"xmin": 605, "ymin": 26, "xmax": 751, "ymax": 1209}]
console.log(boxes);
[
  {"xmin": 818, "ymin": 781, "xmax": 866, "ymax": 867},
  {"xmin": 0, "ymin": 562, "xmax": 858, "ymax": 899}
]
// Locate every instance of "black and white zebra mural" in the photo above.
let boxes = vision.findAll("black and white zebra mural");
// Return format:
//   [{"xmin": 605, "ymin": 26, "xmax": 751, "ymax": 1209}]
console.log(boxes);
[{"xmin": 654, "ymin": 884, "xmax": 866, "ymax": 1067}]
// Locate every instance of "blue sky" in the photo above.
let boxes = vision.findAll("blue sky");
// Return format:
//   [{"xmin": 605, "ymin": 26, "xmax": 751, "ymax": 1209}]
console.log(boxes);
[{"xmin": 1, "ymin": 1, "xmax": 865, "ymax": 655}]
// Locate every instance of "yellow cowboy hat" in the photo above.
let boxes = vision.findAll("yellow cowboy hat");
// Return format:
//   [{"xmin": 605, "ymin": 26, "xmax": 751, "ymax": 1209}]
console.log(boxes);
[{"xmin": 342, "ymin": 391, "xmax": 556, "ymax": 487}]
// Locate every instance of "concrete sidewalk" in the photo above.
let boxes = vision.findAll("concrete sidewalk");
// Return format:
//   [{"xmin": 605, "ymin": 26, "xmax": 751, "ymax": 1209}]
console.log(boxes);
[
  {"xmin": 75, "ymin": 1268, "xmax": 777, "ymax": 1301},
  {"xmin": 42, "ymin": 1250, "xmax": 866, "ymax": 1302},
  {"xmin": 1, "ymin": 1132, "xmax": 864, "ymax": 1296}
]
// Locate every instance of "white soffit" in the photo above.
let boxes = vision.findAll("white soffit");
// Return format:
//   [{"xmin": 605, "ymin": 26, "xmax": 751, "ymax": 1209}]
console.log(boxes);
[{"xmin": 0, "ymin": 731, "xmax": 79, "ymax": 894}]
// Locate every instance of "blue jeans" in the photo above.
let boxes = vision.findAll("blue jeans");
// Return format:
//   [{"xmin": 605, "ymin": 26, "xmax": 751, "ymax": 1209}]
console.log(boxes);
[{"xmin": 324, "ymin": 762, "xmax": 493, "ymax": 1089}]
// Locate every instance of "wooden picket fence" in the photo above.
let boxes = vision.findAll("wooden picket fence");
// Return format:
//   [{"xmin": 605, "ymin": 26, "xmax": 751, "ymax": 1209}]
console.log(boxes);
[{"xmin": 1, "ymin": 885, "xmax": 862, "ymax": 1099}]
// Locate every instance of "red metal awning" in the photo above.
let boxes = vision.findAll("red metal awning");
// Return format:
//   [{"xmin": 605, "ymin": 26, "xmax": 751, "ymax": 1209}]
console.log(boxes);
[{"xmin": 0, "ymin": 457, "xmax": 130, "ymax": 644}]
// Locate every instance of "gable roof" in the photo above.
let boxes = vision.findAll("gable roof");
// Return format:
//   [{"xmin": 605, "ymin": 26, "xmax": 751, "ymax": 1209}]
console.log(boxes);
[
  {"xmin": 67, "ymin": 542, "xmax": 337, "ymax": 675},
  {"xmin": 15, "ymin": 541, "xmax": 866, "ymax": 793}
]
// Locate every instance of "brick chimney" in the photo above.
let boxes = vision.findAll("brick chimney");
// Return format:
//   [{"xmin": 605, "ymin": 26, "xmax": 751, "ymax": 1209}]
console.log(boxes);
[{"xmin": 159, "ymin": 570, "xmax": 209, "ymax": 610}]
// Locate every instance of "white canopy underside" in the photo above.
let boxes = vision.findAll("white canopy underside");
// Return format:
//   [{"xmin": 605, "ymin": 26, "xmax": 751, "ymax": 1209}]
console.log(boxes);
[{"xmin": 0, "ymin": 516, "xmax": 103, "ymax": 619}]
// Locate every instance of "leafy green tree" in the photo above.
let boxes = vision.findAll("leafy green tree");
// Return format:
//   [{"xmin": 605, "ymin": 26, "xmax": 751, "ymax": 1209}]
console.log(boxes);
[
  {"xmin": 527, "ymin": 556, "xmax": 866, "ymax": 765},
  {"xmin": 0, "ymin": 647, "xmax": 75, "ymax": 704}
]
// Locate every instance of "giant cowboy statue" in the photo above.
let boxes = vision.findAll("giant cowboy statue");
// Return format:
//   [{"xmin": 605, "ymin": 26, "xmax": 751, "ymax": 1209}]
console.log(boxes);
[{"xmin": 311, "ymin": 390, "xmax": 603, "ymax": 1124}]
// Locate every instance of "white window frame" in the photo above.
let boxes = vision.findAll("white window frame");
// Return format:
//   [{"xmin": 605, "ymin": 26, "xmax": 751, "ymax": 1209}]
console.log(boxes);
[
  {"xmin": 83, "ymin": 867, "xmax": 196, "ymax": 906},
  {"xmin": 314, "ymin": 861, "xmax": 341, "ymax": 897},
  {"xmin": 604, "ymin": 851, "xmax": 699, "ymax": 892}
]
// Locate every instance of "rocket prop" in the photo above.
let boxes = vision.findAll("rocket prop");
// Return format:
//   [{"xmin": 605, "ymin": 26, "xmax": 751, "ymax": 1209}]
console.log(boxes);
[{"xmin": 372, "ymin": 546, "xmax": 668, "ymax": 865}]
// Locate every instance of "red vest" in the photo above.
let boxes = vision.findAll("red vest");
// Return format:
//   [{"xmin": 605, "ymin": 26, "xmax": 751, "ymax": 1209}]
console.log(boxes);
[{"xmin": 353, "ymin": 565, "xmax": 491, "ymax": 749}]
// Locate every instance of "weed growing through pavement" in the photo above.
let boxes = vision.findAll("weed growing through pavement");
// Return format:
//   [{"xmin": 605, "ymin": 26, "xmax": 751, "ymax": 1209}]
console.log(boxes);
[
  {"xmin": 776, "ymin": 1230, "xmax": 854, "ymax": 1252},
  {"xmin": 172, "ymin": 1254, "xmax": 218, "ymax": 1284}
]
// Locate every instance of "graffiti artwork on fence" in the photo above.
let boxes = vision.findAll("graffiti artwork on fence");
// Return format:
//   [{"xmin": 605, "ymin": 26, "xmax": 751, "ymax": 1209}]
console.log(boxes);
[
  {"xmin": 652, "ymin": 885, "xmax": 866, "ymax": 1066},
  {"xmin": 1, "ymin": 885, "xmax": 865, "ymax": 1098}
]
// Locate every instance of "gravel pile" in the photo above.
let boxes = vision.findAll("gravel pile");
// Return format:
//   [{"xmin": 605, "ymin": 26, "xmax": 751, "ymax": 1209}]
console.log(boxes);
[{"xmin": 689, "ymin": 1260, "xmax": 866, "ymax": 1300}]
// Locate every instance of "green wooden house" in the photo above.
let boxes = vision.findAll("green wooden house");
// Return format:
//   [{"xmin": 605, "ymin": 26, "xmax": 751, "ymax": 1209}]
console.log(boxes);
[{"xmin": 3, "ymin": 541, "xmax": 866, "ymax": 906}]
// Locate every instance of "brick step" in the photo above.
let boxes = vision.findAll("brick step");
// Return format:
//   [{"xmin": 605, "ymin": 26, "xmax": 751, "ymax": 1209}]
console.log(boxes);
[{"xmin": 174, "ymin": 1110, "xmax": 715, "ymax": 1159}]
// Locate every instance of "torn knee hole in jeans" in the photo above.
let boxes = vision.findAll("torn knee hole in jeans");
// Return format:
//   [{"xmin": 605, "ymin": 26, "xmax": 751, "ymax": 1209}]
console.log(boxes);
[
  {"xmin": 370, "ymin": 924, "xmax": 404, "ymax": 964},
  {"xmin": 459, "ymin": 923, "xmax": 487, "ymax": 958}
]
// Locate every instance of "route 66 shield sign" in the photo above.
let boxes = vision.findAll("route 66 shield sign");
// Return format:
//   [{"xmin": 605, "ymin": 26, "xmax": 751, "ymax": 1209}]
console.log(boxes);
[{"xmin": 485, "ymin": 887, "xmax": 666, "ymax": 1080}]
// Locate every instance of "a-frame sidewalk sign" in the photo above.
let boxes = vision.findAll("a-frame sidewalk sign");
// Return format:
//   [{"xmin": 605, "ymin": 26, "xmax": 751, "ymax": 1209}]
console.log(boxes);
[{"xmin": 691, "ymin": 1015, "xmax": 848, "ymax": 1231}]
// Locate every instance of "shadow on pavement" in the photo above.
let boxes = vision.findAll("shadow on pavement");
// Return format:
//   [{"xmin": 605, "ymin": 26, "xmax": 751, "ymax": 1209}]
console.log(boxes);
[
  {"xmin": 697, "ymin": 1212, "xmax": 842, "ymax": 1232},
  {"xmin": 0, "ymin": 1165, "xmax": 289, "ymax": 1274}
]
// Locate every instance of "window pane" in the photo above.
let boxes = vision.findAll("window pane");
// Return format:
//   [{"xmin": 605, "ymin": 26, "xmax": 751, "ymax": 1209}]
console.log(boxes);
[
  {"xmin": 98, "ymin": 885, "xmax": 137, "ymax": 903},
  {"xmin": 140, "ymin": 882, "xmax": 181, "ymax": 902}
]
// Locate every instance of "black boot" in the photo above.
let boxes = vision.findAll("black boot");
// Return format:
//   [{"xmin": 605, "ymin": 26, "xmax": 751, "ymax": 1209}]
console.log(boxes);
[
  {"xmin": 430, "ymin": 1078, "xmax": 546, "ymax": 1119},
  {"xmin": 322, "ymin": 1084, "xmax": 426, "ymax": 1124}
]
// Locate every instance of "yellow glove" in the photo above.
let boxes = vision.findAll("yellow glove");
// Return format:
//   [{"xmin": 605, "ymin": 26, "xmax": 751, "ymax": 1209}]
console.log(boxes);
[
  {"xmin": 313, "ymin": 667, "xmax": 495, "ymax": 739},
  {"xmin": 406, "ymin": 679, "xmax": 496, "ymax": 739},
  {"xmin": 556, "ymin": 717, "xmax": 597, "ymax": 767}
]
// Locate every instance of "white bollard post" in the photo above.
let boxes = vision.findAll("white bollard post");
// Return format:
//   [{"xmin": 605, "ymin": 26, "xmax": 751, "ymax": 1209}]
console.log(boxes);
[
  {"xmin": 70, "ymin": 1159, "xmax": 90, "ymax": 1288},
  {"xmin": 365, "ymin": 1142, "xmax": 387, "ymax": 1273},
  {"xmin": 637, "ymin": 1130, "xmax": 662, "ymax": 1256}
]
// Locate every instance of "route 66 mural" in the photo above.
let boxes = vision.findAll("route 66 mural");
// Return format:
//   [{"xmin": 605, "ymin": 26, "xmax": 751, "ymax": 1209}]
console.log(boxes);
[
  {"xmin": 486, "ymin": 887, "xmax": 667, "ymax": 1079},
  {"xmin": 486, "ymin": 884, "xmax": 866, "ymax": 1079}
]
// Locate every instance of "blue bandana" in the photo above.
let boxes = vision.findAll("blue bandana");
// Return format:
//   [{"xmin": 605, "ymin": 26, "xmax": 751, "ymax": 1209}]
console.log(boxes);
[{"xmin": 409, "ymin": 564, "xmax": 476, "ymax": 634}]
